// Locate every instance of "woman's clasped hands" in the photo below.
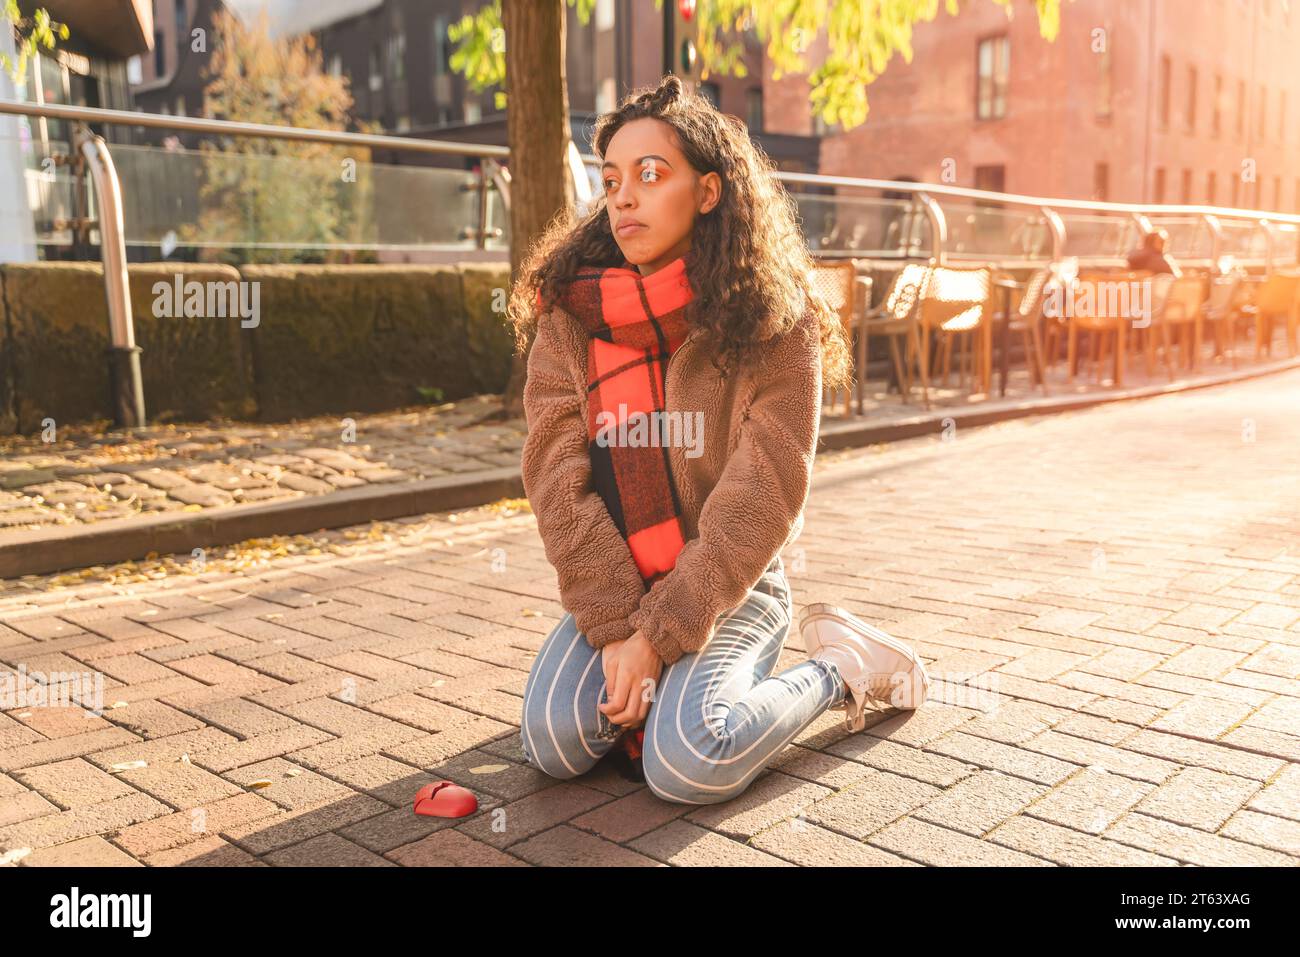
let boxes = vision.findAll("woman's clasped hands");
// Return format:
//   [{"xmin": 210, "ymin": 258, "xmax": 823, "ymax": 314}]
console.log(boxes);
[{"xmin": 598, "ymin": 629, "xmax": 663, "ymax": 731}]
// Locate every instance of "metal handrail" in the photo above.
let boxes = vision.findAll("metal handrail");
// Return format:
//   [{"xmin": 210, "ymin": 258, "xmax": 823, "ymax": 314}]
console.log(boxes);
[
  {"xmin": 75, "ymin": 126, "xmax": 144, "ymax": 428},
  {"xmin": 765, "ymin": 167, "xmax": 1300, "ymax": 226},
  {"xmin": 580, "ymin": 150, "xmax": 1299, "ymax": 271},
  {"xmin": 6, "ymin": 97, "xmax": 1298, "ymax": 236},
  {"xmin": 0, "ymin": 98, "xmax": 508, "ymax": 157}
]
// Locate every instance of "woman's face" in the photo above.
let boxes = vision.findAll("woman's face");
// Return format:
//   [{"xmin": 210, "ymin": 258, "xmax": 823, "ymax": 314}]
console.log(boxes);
[{"xmin": 602, "ymin": 117, "xmax": 721, "ymax": 277}]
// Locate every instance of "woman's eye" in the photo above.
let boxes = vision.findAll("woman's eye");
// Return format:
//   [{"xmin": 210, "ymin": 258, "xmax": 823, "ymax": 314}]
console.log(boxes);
[{"xmin": 604, "ymin": 168, "xmax": 658, "ymax": 191}]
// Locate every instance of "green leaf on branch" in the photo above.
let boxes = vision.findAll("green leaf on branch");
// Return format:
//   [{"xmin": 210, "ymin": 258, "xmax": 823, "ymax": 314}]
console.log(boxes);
[{"xmin": 1, "ymin": 3, "xmax": 70, "ymax": 83}]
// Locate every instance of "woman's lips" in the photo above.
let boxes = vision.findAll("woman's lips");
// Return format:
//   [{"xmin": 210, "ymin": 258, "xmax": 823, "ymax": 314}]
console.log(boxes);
[{"xmin": 617, "ymin": 221, "xmax": 647, "ymax": 236}]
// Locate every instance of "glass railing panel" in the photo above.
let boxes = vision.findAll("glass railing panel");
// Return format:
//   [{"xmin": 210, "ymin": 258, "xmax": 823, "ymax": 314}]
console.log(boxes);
[
  {"xmin": 100, "ymin": 143, "xmax": 489, "ymax": 259},
  {"xmin": 1059, "ymin": 213, "xmax": 1139, "ymax": 260},
  {"xmin": 1145, "ymin": 215, "xmax": 1214, "ymax": 261},
  {"xmin": 789, "ymin": 192, "xmax": 922, "ymax": 257},
  {"xmin": 1216, "ymin": 218, "xmax": 1270, "ymax": 263},
  {"xmin": 1266, "ymin": 223, "xmax": 1300, "ymax": 267},
  {"xmin": 0, "ymin": 134, "xmax": 80, "ymax": 252},
  {"xmin": 937, "ymin": 200, "xmax": 1051, "ymax": 261}
]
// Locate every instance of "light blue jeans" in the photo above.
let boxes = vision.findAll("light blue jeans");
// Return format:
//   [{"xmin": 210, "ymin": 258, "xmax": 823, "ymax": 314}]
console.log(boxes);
[{"xmin": 519, "ymin": 555, "xmax": 848, "ymax": 805}]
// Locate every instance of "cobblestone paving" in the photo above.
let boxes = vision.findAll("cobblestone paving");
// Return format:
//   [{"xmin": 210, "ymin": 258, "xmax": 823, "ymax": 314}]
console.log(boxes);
[
  {"xmin": 0, "ymin": 368, "xmax": 1296, "ymax": 866},
  {"xmin": 0, "ymin": 395, "xmax": 524, "ymax": 535}
]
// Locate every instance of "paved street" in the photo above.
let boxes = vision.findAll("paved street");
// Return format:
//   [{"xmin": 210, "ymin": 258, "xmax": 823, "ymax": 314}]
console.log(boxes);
[{"xmin": 1, "ymin": 367, "xmax": 1298, "ymax": 866}]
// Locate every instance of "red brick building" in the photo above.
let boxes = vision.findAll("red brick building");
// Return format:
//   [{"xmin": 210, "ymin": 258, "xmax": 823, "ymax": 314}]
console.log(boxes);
[{"xmin": 768, "ymin": 0, "xmax": 1300, "ymax": 212}]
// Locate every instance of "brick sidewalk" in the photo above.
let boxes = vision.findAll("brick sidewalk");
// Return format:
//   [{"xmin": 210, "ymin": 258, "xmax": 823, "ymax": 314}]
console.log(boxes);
[
  {"xmin": 0, "ymin": 368, "xmax": 1297, "ymax": 866},
  {"xmin": 6, "ymin": 341, "xmax": 1295, "ymax": 550}
]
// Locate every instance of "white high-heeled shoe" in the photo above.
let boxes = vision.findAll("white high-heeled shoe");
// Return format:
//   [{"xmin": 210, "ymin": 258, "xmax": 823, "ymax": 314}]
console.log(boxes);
[{"xmin": 800, "ymin": 602, "xmax": 930, "ymax": 732}]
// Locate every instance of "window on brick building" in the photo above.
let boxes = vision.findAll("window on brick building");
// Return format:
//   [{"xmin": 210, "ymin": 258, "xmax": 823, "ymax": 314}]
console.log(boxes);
[
  {"xmin": 432, "ymin": 16, "xmax": 452, "ymax": 77},
  {"xmin": 976, "ymin": 35, "xmax": 1009, "ymax": 119},
  {"xmin": 1096, "ymin": 44, "xmax": 1112, "ymax": 118},
  {"xmin": 813, "ymin": 113, "xmax": 841, "ymax": 136},
  {"xmin": 1153, "ymin": 167, "xmax": 1166, "ymax": 204},
  {"xmin": 387, "ymin": 26, "xmax": 406, "ymax": 82},
  {"xmin": 1237, "ymin": 80, "xmax": 1246, "ymax": 139},
  {"xmin": 974, "ymin": 165, "xmax": 1006, "ymax": 193},
  {"xmin": 1093, "ymin": 162, "xmax": 1109, "ymax": 202},
  {"xmin": 1158, "ymin": 55, "xmax": 1171, "ymax": 128},
  {"xmin": 1181, "ymin": 168, "xmax": 1192, "ymax": 204},
  {"xmin": 1186, "ymin": 66, "xmax": 1197, "ymax": 132},
  {"xmin": 746, "ymin": 88, "xmax": 763, "ymax": 132},
  {"xmin": 1207, "ymin": 170, "xmax": 1217, "ymax": 205},
  {"xmin": 972, "ymin": 166, "xmax": 1006, "ymax": 242},
  {"xmin": 1212, "ymin": 74, "xmax": 1222, "ymax": 137}
]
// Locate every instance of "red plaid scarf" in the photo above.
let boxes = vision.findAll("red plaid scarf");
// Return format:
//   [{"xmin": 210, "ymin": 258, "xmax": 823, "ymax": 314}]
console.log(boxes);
[{"xmin": 549, "ymin": 251, "xmax": 697, "ymax": 587}]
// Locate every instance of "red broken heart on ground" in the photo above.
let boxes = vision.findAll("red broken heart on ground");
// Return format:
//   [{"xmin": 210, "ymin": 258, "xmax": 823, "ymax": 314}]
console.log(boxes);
[{"xmin": 412, "ymin": 781, "xmax": 478, "ymax": 818}]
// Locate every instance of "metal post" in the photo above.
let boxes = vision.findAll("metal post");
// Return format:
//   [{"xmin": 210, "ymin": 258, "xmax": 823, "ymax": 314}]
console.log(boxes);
[
  {"xmin": 73, "ymin": 123, "xmax": 144, "ymax": 429},
  {"xmin": 1257, "ymin": 220, "xmax": 1274, "ymax": 276},
  {"xmin": 1201, "ymin": 214, "xmax": 1223, "ymax": 274},
  {"xmin": 489, "ymin": 158, "xmax": 512, "ymax": 213},
  {"xmin": 479, "ymin": 156, "xmax": 511, "ymax": 247},
  {"xmin": 914, "ymin": 192, "xmax": 947, "ymax": 265},
  {"xmin": 464, "ymin": 159, "xmax": 511, "ymax": 248},
  {"xmin": 69, "ymin": 131, "xmax": 92, "ymax": 260},
  {"xmin": 1041, "ymin": 207, "xmax": 1066, "ymax": 263},
  {"xmin": 474, "ymin": 162, "xmax": 490, "ymax": 250}
]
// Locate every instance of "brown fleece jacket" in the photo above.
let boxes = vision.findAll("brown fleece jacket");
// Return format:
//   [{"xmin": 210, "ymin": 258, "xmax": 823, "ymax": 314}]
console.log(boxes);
[{"xmin": 521, "ymin": 299, "xmax": 822, "ymax": 665}]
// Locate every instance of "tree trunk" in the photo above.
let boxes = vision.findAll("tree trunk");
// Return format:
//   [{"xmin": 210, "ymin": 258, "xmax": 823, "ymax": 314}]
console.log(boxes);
[{"xmin": 496, "ymin": 0, "xmax": 574, "ymax": 420}]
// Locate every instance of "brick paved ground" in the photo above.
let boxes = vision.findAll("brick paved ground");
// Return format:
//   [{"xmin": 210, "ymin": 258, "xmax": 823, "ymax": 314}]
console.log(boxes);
[
  {"xmin": 5, "ymin": 334, "xmax": 1293, "ymax": 542},
  {"xmin": 0, "ymin": 367, "xmax": 1297, "ymax": 866}
]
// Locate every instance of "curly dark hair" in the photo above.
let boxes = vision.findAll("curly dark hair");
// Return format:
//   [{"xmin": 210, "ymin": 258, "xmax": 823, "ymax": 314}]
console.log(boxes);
[{"xmin": 505, "ymin": 74, "xmax": 853, "ymax": 390}]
